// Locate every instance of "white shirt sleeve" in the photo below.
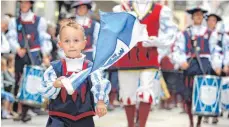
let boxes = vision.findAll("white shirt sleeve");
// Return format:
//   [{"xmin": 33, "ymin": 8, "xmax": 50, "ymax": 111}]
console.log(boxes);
[
  {"xmin": 38, "ymin": 66, "xmax": 61, "ymax": 99},
  {"xmin": 38, "ymin": 17, "xmax": 52, "ymax": 55},
  {"xmin": 209, "ymin": 31, "xmax": 223, "ymax": 70},
  {"xmin": 7, "ymin": 18, "xmax": 20, "ymax": 53},
  {"xmin": 1, "ymin": 33, "xmax": 10, "ymax": 53},
  {"xmin": 223, "ymin": 33, "xmax": 229, "ymax": 66},
  {"xmin": 170, "ymin": 31, "xmax": 187, "ymax": 69},
  {"xmin": 90, "ymin": 69, "xmax": 111, "ymax": 106},
  {"xmin": 157, "ymin": 6, "xmax": 178, "ymax": 48}
]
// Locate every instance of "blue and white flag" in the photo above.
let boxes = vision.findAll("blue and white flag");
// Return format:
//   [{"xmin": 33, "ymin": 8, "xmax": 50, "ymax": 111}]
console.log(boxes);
[{"xmin": 69, "ymin": 11, "xmax": 148, "ymax": 91}]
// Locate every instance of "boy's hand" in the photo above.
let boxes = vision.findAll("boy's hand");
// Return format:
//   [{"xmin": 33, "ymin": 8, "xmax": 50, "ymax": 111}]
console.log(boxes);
[
  {"xmin": 43, "ymin": 55, "xmax": 51, "ymax": 67},
  {"xmin": 181, "ymin": 62, "xmax": 189, "ymax": 70},
  {"xmin": 215, "ymin": 68, "xmax": 222, "ymax": 76},
  {"xmin": 53, "ymin": 76, "xmax": 65, "ymax": 88},
  {"xmin": 223, "ymin": 66, "xmax": 229, "ymax": 74},
  {"xmin": 96, "ymin": 100, "xmax": 107, "ymax": 117},
  {"xmin": 17, "ymin": 48, "xmax": 26, "ymax": 58}
]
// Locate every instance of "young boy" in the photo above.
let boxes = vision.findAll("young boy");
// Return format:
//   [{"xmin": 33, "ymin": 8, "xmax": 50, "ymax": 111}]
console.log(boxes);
[
  {"xmin": 203, "ymin": 13, "xmax": 223, "ymax": 124},
  {"xmin": 39, "ymin": 19, "xmax": 110, "ymax": 127}
]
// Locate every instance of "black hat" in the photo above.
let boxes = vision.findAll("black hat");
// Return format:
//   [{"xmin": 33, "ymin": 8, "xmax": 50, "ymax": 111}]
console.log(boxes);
[
  {"xmin": 71, "ymin": 0, "xmax": 92, "ymax": 9},
  {"xmin": 19, "ymin": 0, "xmax": 34, "ymax": 4},
  {"xmin": 207, "ymin": 13, "xmax": 222, "ymax": 22},
  {"xmin": 186, "ymin": 7, "xmax": 208, "ymax": 15}
]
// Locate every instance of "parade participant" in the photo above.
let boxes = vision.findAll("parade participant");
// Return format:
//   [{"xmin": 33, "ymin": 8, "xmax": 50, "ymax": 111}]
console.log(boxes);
[
  {"xmin": 71, "ymin": 0, "xmax": 99, "ymax": 62},
  {"xmin": 221, "ymin": 23, "xmax": 229, "ymax": 120},
  {"xmin": 1, "ymin": 14, "xmax": 11, "ymax": 54},
  {"xmin": 113, "ymin": 0, "xmax": 178, "ymax": 127},
  {"xmin": 172, "ymin": 7, "xmax": 221, "ymax": 127},
  {"xmin": 7, "ymin": 0, "xmax": 52, "ymax": 122},
  {"xmin": 203, "ymin": 13, "xmax": 223, "ymax": 124},
  {"xmin": 39, "ymin": 19, "xmax": 110, "ymax": 127}
]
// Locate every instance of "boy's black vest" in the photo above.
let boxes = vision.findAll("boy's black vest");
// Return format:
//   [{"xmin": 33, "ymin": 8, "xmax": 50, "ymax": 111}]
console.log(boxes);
[{"xmin": 49, "ymin": 59, "xmax": 95, "ymax": 121}]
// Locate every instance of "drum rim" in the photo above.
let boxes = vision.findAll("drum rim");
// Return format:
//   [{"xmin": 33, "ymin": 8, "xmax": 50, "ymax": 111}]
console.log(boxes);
[
  {"xmin": 194, "ymin": 75, "xmax": 221, "ymax": 79},
  {"xmin": 24, "ymin": 65, "xmax": 44, "ymax": 70}
]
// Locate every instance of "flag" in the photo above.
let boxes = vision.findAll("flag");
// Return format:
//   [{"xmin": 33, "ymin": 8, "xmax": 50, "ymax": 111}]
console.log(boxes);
[{"xmin": 69, "ymin": 11, "xmax": 148, "ymax": 90}]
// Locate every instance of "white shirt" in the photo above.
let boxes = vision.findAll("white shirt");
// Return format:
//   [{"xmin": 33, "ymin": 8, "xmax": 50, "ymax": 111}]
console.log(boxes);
[
  {"xmin": 1, "ymin": 32, "xmax": 10, "ymax": 54},
  {"xmin": 222, "ymin": 33, "xmax": 229, "ymax": 66}
]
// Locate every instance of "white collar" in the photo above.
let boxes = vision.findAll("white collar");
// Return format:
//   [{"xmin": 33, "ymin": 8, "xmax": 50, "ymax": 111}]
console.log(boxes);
[
  {"xmin": 64, "ymin": 54, "xmax": 86, "ymax": 72},
  {"xmin": 20, "ymin": 10, "xmax": 35, "ymax": 22},
  {"xmin": 65, "ymin": 53, "xmax": 86, "ymax": 62},
  {"xmin": 75, "ymin": 14, "xmax": 91, "ymax": 26}
]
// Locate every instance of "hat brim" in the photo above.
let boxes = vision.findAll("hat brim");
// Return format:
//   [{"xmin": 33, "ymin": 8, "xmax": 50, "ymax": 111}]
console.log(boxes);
[
  {"xmin": 207, "ymin": 14, "xmax": 222, "ymax": 22},
  {"xmin": 71, "ymin": 3, "xmax": 92, "ymax": 9},
  {"xmin": 186, "ymin": 8, "xmax": 207, "ymax": 15}
]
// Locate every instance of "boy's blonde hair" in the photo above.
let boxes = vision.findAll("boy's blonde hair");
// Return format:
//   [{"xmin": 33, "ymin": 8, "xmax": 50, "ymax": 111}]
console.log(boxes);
[{"xmin": 59, "ymin": 19, "xmax": 86, "ymax": 40}]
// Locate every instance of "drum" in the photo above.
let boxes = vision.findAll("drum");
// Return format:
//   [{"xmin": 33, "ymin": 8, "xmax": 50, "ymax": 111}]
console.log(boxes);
[
  {"xmin": 192, "ymin": 75, "xmax": 221, "ymax": 116},
  {"xmin": 17, "ymin": 65, "xmax": 44, "ymax": 107},
  {"xmin": 221, "ymin": 77, "xmax": 229, "ymax": 110}
]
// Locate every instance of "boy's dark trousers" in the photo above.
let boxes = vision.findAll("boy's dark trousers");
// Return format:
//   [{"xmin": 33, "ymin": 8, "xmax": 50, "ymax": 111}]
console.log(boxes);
[{"xmin": 46, "ymin": 116, "xmax": 95, "ymax": 127}]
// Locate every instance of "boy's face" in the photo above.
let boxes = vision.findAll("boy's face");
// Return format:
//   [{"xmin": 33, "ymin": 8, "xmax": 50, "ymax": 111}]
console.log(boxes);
[
  {"xmin": 207, "ymin": 16, "xmax": 217, "ymax": 30},
  {"xmin": 59, "ymin": 27, "xmax": 86, "ymax": 58},
  {"xmin": 76, "ymin": 5, "xmax": 89, "ymax": 16},
  {"xmin": 20, "ymin": 1, "xmax": 32, "ymax": 13},
  {"xmin": 192, "ymin": 11, "xmax": 204, "ymax": 25}
]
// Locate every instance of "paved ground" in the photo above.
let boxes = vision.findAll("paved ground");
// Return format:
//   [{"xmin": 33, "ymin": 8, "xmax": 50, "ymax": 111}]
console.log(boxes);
[{"xmin": 2, "ymin": 107, "xmax": 229, "ymax": 127}]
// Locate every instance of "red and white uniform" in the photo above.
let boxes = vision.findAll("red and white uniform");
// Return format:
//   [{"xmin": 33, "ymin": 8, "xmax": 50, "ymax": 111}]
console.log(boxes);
[{"xmin": 113, "ymin": 1, "xmax": 178, "ymax": 105}]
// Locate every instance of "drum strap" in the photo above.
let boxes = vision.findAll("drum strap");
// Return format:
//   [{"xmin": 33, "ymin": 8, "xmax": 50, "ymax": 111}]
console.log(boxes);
[
  {"xmin": 21, "ymin": 24, "xmax": 35, "ymax": 65},
  {"xmin": 188, "ymin": 28, "xmax": 206, "ymax": 75},
  {"xmin": 21, "ymin": 24, "xmax": 42, "ymax": 65}
]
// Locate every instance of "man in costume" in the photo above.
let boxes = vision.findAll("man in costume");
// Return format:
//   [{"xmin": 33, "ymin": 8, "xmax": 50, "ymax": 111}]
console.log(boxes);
[{"xmin": 113, "ymin": 0, "xmax": 178, "ymax": 127}]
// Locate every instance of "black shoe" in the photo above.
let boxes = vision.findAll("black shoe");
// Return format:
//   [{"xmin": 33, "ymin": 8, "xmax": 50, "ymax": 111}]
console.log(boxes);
[
  {"xmin": 13, "ymin": 114, "xmax": 22, "ymax": 121},
  {"xmin": 32, "ymin": 109, "xmax": 48, "ymax": 115},
  {"xmin": 212, "ymin": 118, "xmax": 218, "ymax": 124},
  {"xmin": 203, "ymin": 117, "xmax": 209, "ymax": 123},
  {"xmin": 21, "ymin": 115, "xmax": 31, "ymax": 123},
  {"xmin": 220, "ymin": 112, "xmax": 223, "ymax": 117}
]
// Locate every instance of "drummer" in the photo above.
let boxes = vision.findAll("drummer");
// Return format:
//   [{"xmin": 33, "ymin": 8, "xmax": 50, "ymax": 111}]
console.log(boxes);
[
  {"xmin": 7, "ymin": 0, "xmax": 52, "ymax": 122},
  {"xmin": 203, "ymin": 13, "xmax": 224, "ymax": 124},
  {"xmin": 171, "ymin": 6, "xmax": 221, "ymax": 127}
]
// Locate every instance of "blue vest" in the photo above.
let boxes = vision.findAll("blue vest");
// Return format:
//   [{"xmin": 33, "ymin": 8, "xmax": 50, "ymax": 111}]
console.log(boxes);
[
  {"xmin": 16, "ymin": 16, "xmax": 42, "ymax": 65},
  {"xmin": 16, "ymin": 16, "xmax": 41, "ymax": 50},
  {"xmin": 49, "ymin": 59, "xmax": 95, "ymax": 121},
  {"xmin": 83, "ymin": 20, "xmax": 96, "ymax": 51},
  {"xmin": 184, "ymin": 28, "xmax": 212, "ymax": 55}
]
